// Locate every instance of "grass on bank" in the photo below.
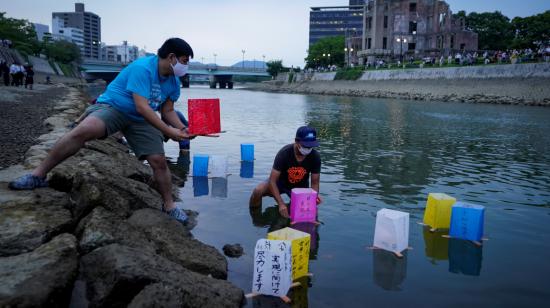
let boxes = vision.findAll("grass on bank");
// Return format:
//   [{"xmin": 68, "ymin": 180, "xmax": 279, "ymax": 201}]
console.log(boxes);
[{"xmin": 335, "ymin": 67, "xmax": 364, "ymax": 80}]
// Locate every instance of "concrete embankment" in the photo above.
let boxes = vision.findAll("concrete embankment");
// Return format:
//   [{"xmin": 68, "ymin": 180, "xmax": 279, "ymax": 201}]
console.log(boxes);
[
  {"xmin": 249, "ymin": 63, "xmax": 550, "ymax": 106},
  {"xmin": 0, "ymin": 85, "xmax": 244, "ymax": 307}
]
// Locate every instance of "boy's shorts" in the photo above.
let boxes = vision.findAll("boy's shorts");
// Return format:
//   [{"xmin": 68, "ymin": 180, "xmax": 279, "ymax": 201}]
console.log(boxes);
[{"xmin": 83, "ymin": 103, "xmax": 164, "ymax": 160}]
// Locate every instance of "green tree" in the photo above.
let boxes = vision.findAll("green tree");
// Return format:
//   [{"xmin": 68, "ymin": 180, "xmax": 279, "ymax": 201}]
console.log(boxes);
[
  {"xmin": 511, "ymin": 10, "xmax": 550, "ymax": 49},
  {"xmin": 305, "ymin": 36, "xmax": 345, "ymax": 68},
  {"xmin": 42, "ymin": 40, "xmax": 82, "ymax": 64},
  {"xmin": 0, "ymin": 12, "xmax": 40, "ymax": 55},
  {"xmin": 462, "ymin": 11, "xmax": 514, "ymax": 50},
  {"xmin": 266, "ymin": 60, "xmax": 283, "ymax": 78}
]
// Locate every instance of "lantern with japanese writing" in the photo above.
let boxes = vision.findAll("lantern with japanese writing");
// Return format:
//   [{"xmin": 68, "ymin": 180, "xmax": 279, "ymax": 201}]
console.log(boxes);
[
  {"xmin": 373, "ymin": 208, "xmax": 409, "ymax": 254},
  {"xmin": 252, "ymin": 239, "xmax": 292, "ymax": 297},
  {"xmin": 449, "ymin": 202, "xmax": 485, "ymax": 242},
  {"xmin": 290, "ymin": 188, "xmax": 318, "ymax": 224},
  {"xmin": 188, "ymin": 98, "xmax": 221, "ymax": 135},
  {"xmin": 267, "ymin": 227, "xmax": 311, "ymax": 280},
  {"xmin": 423, "ymin": 193, "xmax": 456, "ymax": 230}
]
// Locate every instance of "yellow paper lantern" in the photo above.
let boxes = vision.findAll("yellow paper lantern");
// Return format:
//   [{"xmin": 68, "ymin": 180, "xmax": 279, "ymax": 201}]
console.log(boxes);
[
  {"xmin": 268, "ymin": 227, "xmax": 311, "ymax": 280},
  {"xmin": 423, "ymin": 193, "xmax": 456, "ymax": 230}
]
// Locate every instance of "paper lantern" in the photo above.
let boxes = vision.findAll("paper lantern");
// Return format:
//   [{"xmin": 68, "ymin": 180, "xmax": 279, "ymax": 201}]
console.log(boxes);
[
  {"xmin": 268, "ymin": 227, "xmax": 311, "ymax": 280},
  {"xmin": 192, "ymin": 154, "xmax": 209, "ymax": 177},
  {"xmin": 241, "ymin": 143, "xmax": 254, "ymax": 162},
  {"xmin": 290, "ymin": 188, "xmax": 318, "ymax": 224},
  {"xmin": 423, "ymin": 193, "xmax": 456, "ymax": 230},
  {"xmin": 210, "ymin": 155, "xmax": 228, "ymax": 178},
  {"xmin": 373, "ymin": 208, "xmax": 409, "ymax": 254},
  {"xmin": 422, "ymin": 228, "xmax": 449, "ymax": 261},
  {"xmin": 240, "ymin": 161, "xmax": 254, "ymax": 178},
  {"xmin": 449, "ymin": 202, "xmax": 485, "ymax": 242},
  {"xmin": 252, "ymin": 239, "xmax": 292, "ymax": 297},
  {"xmin": 211, "ymin": 177, "xmax": 228, "ymax": 198},
  {"xmin": 188, "ymin": 98, "xmax": 221, "ymax": 135},
  {"xmin": 373, "ymin": 249, "xmax": 407, "ymax": 291},
  {"xmin": 193, "ymin": 176, "xmax": 209, "ymax": 197},
  {"xmin": 448, "ymin": 239, "xmax": 483, "ymax": 276}
]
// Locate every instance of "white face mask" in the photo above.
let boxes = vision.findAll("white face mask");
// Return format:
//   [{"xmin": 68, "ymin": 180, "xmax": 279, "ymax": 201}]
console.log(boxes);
[
  {"xmin": 171, "ymin": 57, "xmax": 188, "ymax": 77},
  {"xmin": 299, "ymin": 145, "xmax": 313, "ymax": 156}
]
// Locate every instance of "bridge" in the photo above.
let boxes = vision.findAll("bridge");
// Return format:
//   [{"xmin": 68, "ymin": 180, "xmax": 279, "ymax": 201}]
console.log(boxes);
[{"xmin": 81, "ymin": 59, "xmax": 270, "ymax": 88}]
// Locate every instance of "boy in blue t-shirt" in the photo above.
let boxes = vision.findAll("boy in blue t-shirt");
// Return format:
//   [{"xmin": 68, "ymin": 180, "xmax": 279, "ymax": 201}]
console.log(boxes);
[{"xmin": 9, "ymin": 38, "xmax": 193, "ymax": 224}]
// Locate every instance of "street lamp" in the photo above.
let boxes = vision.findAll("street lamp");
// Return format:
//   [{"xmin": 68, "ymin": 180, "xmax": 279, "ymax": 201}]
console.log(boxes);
[
  {"xmin": 345, "ymin": 47, "xmax": 348, "ymax": 67},
  {"xmin": 241, "ymin": 49, "xmax": 246, "ymax": 68},
  {"xmin": 396, "ymin": 37, "xmax": 407, "ymax": 63},
  {"xmin": 213, "ymin": 53, "xmax": 217, "ymax": 65},
  {"xmin": 262, "ymin": 54, "xmax": 266, "ymax": 69},
  {"xmin": 328, "ymin": 53, "xmax": 331, "ymax": 65}
]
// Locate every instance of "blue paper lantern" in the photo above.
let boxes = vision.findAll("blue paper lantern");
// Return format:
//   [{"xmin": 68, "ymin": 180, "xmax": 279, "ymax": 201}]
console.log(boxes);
[
  {"xmin": 192, "ymin": 154, "xmax": 209, "ymax": 177},
  {"xmin": 240, "ymin": 143, "xmax": 254, "ymax": 162},
  {"xmin": 193, "ymin": 176, "xmax": 209, "ymax": 197},
  {"xmin": 449, "ymin": 202, "xmax": 485, "ymax": 242}
]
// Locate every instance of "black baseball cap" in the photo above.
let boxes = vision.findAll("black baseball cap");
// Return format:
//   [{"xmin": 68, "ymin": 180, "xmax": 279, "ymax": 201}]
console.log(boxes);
[{"xmin": 295, "ymin": 126, "xmax": 319, "ymax": 147}]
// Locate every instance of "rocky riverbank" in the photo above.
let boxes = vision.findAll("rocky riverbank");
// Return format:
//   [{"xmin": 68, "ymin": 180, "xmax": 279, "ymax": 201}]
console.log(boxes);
[
  {"xmin": 0, "ymin": 85, "xmax": 244, "ymax": 307},
  {"xmin": 249, "ymin": 77, "xmax": 550, "ymax": 106}
]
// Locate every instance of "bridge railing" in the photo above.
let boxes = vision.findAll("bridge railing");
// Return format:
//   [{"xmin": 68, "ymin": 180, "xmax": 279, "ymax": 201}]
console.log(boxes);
[{"xmin": 189, "ymin": 63, "xmax": 267, "ymax": 73}]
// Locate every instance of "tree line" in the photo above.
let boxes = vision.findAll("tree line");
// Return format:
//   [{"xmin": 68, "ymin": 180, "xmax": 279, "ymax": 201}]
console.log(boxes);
[{"xmin": 0, "ymin": 12, "xmax": 81, "ymax": 64}]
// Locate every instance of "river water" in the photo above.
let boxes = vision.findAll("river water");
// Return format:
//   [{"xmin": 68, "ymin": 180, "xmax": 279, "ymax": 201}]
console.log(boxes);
[{"xmin": 164, "ymin": 86, "xmax": 550, "ymax": 307}]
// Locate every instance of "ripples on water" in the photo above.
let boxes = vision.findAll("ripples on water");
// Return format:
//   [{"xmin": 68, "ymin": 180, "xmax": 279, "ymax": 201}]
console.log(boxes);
[{"xmin": 164, "ymin": 87, "xmax": 550, "ymax": 307}]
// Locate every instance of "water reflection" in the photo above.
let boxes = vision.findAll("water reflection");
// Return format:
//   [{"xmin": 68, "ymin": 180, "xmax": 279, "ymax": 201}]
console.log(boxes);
[
  {"xmin": 211, "ymin": 177, "xmax": 228, "ymax": 198},
  {"xmin": 291, "ymin": 223, "xmax": 320, "ymax": 260},
  {"xmin": 241, "ymin": 161, "xmax": 255, "ymax": 178},
  {"xmin": 193, "ymin": 177, "xmax": 209, "ymax": 197},
  {"xmin": 372, "ymin": 249, "xmax": 407, "ymax": 291},
  {"xmin": 249, "ymin": 206, "xmax": 320, "ymax": 260},
  {"xmin": 167, "ymin": 151, "xmax": 190, "ymax": 187},
  {"xmin": 448, "ymin": 239, "xmax": 483, "ymax": 276},
  {"xmin": 250, "ymin": 276, "xmax": 311, "ymax": 308},
  {"xmin": 422, "ymin": 228, "xmax": 449, "ymax": 263}
]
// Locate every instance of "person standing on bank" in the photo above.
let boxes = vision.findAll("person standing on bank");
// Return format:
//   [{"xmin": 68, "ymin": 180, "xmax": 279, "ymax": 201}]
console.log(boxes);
[
  {"xmin": 249, "ymin": 126, "xmax": 322, "ymax": 218},
  {"xmin": 24, "ymin": 65, "xmax": 34, "ymax": 90},
  {"xmin": 9, "ymin": 38, "xmax": 193, "ymax": 223}
]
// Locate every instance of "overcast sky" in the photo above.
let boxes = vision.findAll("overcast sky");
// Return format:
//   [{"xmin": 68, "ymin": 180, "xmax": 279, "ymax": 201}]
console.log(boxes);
[{"xmin": 3, "ymin": 0, "xmax": 549, "ymax": 67}]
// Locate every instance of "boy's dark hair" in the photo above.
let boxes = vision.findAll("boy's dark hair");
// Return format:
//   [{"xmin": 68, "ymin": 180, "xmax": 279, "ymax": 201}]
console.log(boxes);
[{"xmin": 157, "ymin": 38, "xmax": 194, "ymax": 59}]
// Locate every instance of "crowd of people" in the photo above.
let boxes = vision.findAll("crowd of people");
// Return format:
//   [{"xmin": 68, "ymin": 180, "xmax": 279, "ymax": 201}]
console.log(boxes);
[
  {"xmin": 0, "ymin": 61, "xmax": 35, "ymax": 89},
  {"xmin": 306, "ymin": 46, "xmax": 550, "ymax": 72},
  {"xmin": 0, "ymin": 38, "xmax": 13, "ymax": 48}
]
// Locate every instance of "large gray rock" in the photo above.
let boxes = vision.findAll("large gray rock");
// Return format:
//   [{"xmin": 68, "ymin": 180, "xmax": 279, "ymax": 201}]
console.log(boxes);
[
  {"xmin": 0, "ymin": 187, "xmax": 74, "ymax": 256},
  {"xmin": 76, "ymin": 208, "xmax": 227, "ymax": 279},
  {"xmin": 69, "ymin": 171, "xmax": 163, "ymax": 219},
  {"xmin": 80, "ymin": 244, "xmax": 243, "ymax": 307},
  {"xmin": 0, "ymin": 234, "xmax": 78, "ymax": 307},
  {"xmin": 127, "ymin": 209, "xmax": 227, "ymax": 279}
]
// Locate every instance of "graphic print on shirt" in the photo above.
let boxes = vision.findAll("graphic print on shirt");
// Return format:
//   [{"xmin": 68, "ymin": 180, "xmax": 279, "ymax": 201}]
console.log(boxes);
[
  {"xmin": 149, "ymin": 83, "xmax": 162, "ymax": 111},
  {"xmin": 287, "ymin": 167, "xmax": 307, "ymax": 184}
]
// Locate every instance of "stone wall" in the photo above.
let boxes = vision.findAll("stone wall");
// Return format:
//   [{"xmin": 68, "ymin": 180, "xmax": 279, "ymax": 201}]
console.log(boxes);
[{"xmin": 0, "ymin": 85, "xmax": 244, "ymax": 307}]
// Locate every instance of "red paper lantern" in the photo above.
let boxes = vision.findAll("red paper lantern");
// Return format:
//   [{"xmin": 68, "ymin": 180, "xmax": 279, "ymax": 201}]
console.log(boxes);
[{"xmin": 188, "ymin": 98, "xmax": 221, "ymax": 135}]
